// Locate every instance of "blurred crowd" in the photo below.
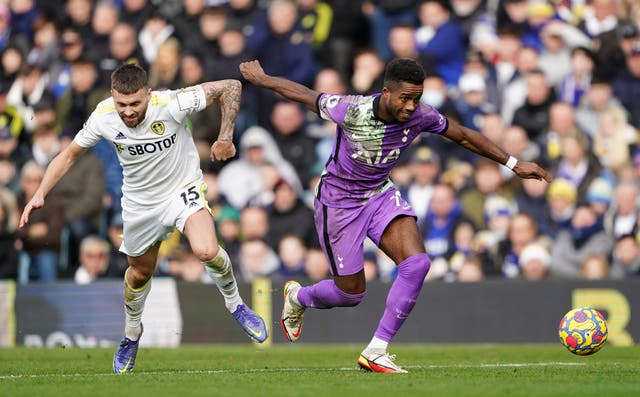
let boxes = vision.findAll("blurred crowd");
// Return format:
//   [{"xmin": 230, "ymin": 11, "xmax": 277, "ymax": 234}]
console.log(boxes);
[{"xmin": 0, "ymin": 0, "xmax": 639, "ymax": 285}]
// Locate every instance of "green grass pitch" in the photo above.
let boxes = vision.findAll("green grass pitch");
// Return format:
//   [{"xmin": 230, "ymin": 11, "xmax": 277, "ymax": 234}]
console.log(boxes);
[{"xmin": 1, "ymin": 344, "xmax": 638, "ymax": 397}]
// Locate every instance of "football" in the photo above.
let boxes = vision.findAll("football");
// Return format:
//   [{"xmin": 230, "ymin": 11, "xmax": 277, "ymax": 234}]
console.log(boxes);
[{"xmin": 558, "ymin": 307, "xmax": 608, "ymax": 355}]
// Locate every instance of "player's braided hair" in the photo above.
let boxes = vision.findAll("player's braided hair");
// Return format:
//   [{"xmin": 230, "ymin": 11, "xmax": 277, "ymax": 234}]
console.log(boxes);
[
  {"xmin": 111, "ymin": 63, "xmax": 148, "ymax": 94},
  {"xmin": 383, "ymin": 58, "xmax": 425, "ymax": 86}
]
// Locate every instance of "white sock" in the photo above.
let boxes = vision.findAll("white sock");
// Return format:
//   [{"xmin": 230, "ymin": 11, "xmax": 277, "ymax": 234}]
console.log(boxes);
[
  {"xmin": 365, "ymin": 336, "xmax": 388, "ymax": 353},
  {"xmin": 204, "ymin": 246, "xmax": 243, "ymax": 312},
  {"xmin": 123, "ymin": 269, "xmax": 151, "ymax": 341}
]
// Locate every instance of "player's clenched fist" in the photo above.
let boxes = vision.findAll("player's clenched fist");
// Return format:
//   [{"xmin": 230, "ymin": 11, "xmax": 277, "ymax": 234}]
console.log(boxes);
[
  {"xmin": 211, "ymin": 140, "xmax": 236, "ymax": 161},
  {"xmin": 239, "ymin": 61, "xmax": 267, "ymax": 85}
]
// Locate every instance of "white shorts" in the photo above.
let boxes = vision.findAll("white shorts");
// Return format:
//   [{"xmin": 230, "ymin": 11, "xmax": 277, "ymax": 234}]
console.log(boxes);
[{"xmin": 119, "ymin": 178, "xmax": 210, "ymax": 257}]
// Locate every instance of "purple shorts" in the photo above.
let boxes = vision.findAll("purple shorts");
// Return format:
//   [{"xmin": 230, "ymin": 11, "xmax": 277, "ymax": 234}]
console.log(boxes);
[{"xmin": 314, "ymin": 187, "xmax": 416, "ymax": 276}]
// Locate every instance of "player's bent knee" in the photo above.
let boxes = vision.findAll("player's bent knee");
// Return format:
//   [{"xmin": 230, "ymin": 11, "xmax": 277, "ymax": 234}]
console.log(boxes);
[
  {"xmin": 400, "ymin": 253, "xmax": 431, "ymax": 280},
  {"xmin": 193, "ymin": 244, "xmax": 220, "ymax": 263},
  {"xmin": 338, "ymin": 289, "xmax": 366, "ymax": 307}
]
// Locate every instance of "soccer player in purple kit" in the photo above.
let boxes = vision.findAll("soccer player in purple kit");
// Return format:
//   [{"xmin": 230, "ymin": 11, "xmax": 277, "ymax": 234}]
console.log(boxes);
[{"xmin": 240, "ymin": 58, "xmax": 551, "ymax": 373}]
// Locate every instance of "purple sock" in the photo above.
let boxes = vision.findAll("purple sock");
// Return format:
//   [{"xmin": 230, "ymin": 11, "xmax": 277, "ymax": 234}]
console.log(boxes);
[
  {"xmin": 374, "ymin": 253, "xmax": 431, "ymax": 342},
  {"xmin": 297, "ymin": 279, "xmax": 365, "ymax": 309}
]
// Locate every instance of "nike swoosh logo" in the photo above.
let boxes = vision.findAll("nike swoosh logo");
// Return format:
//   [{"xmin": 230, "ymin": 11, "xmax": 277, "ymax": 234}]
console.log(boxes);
[
  {"xmin": 117, "ymin": 357, "xmax": 132, "ymax": 374},
  {"xmin": 247, "ymin": 327, "xmax": 264, "ymax": 340}
]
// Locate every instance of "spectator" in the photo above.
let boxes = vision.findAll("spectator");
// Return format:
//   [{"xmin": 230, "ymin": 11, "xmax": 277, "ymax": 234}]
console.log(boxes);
[
  {"xmin": 206, "ymin": 28, "xmax": 257, "ymax": 134},
  {"xmin": 499, "ymin": 44, "xmax": 540, "ymax": 125},
  {"xmin": 401, "ymin": 146, "xmax": 440, "ymax": 223},
  {"xmin": 1, "ymin": 45, "xmax": 25, "ymax": 88},
  {"xmin": 516, "ymin": 178, "xmax": 553, "ymax": 237},
  {"xmin": 580, "ymin": 252, "xmax": 610, "ymax": 280},
  {"xmin": 16, "ymin": 161, "xmax": 65, "ymax": 282},
  {"xmin": 164, "ymin": 245, "xmax": 212, "ymax": 283},
  {"xmin": 387, "ymin": 23, "xmax": 437, "ymax": 79},
  {"xmin": 97, "ymin": 22, "xmax": 148, "ymax": 88},
  {"xmin": 585, "ymin": 177, "xmax": 614, "ymax": 218},
  {"xmin": 266, "ymin": 178, "xmax": 318, "ymax": 251},
  {"xmin": 538, "ymin": 20, "xmax": 593, "ymax": 89},
  {"xmin": 474, "ymin": 197, "xmax": 519, "ymax": 277},
  {"xmin": 86, "ymin": 0, "xmax": 120, "ymax": 65},
  {"xmin": 575, "ymin": 76, "xmax": 627, "ymax": 139},
  {"xmin": 63, "ymin": 0, "xmax": 93, "ymax": 39},
  {"xmin": 419, "ymin": 183, "xmax": 472, "ymax": 280},
  {"xmin": 26, "ymin": 16, "xmax": 60, "ymax": 71},
  {"xmin": 237, "ymin": 238, "xmax": 279, "ymax": 282},
  {"xmin": 540, "ymin": 101, "xmax": 581, "ymax": 164},
  {"xmin": 48, "ymin": 128, "xmax": 105, "ymax": 272},
  {"xmin": 269, "ymin": 101, "xmax": 317, "ymax": 185},
  {"xmin": 593, "ymin": 106, "xmax": 638, "ymax": 175},
  {"xmin": 176, "ymin": 53, "xmax": 222, "ymax": 148},
  {"xmin": 245, "ymin": 0, "xmax": 317, "ymax": 87},
  {"xmin": 319, "ymin": 0, "xmax": 368, "ymax": 81},
  {"xmin": 225, "ymin": 0, "xmax": 264, "ymax": 36},
  {"xmin": 215, "ymin": 205, "xmax": 242, "ymax": 266},
  {"xmin": 0, "ymin": 186, "xmax": 19, "ymax": 279},
  {"xmin": 461, "ymin": 158, "xmax": 514, "ymax": 229},
  {"xmin": 105, "ymin": 212, "xmax": 128, "ymax": 279},
  {"xmin": 57, "ymin": 58, "xmax": 110, "ymax": 132},
  {"xmin": 138, "ymin": 11, "xmax": 175, "ymax": 65},
  {"xmin": 550, "ymin": 205, "xmax": 614, "ymax": 278},
  {"xmin": 148, "ymin": 38, "xmax": 182, "ymax": 90},
  {"xmin": 611, "ymin": 42, "xmax": 640, "ymax": 128},
  {"xmin": 558, "ymin": 46, "xmax": 596, "ymax": 107},
  {"xmin": 415, "ymin": 0, "xmax": 466, "ymax": 87},
  {"xmin": 547, "ymin": 178, "xmax": 577, "ymax": 235},
  {"xmin": 609, "ymin": 235, "xmax": 640, "ymax": 278},
  {"xmin": 120, "ymin": 0, "xmax": 157, "ymax": 32},
  {"xmin": 349, "ymin": 48, "xmax": 385, "ymax": 96},
  {"xmin": 553, "ymin": 132, "xmax": 607, "ymax": 205},
  {"xmin": 48, "ymin": 28, "xmax": 86, "ymax": 99},
  {"xmin": 603, "ymin": 181, "xmax": 639, "ymax": 239},
  {"xmin": 6, "ymin": 64, "xmax": 48, "ymax": 133},
  {"xmin": 240, "ymin": 206, "xmax": 269, "ymax": 241},
  {"xmin": 512, "ymin": 69, "xmax": 555, "ymax": 143},
  {"xmin": 501, "ymin": 125, "xmax": 540, "ymax": 179},
  {"xmin": 275, "ymin": 234, "xmax": 308, "ymax": 280},
  {"xmin": 518, "ymin": 242, "xmax": 551, "ymax": 280},
  {"xmin": 455, "ymin": 72, "xmax": 497, "ymax": 131},
  {"xmin": 363, "ymin": 250, "xmax": 379, "ymax": 282},
  {"xmin": 217, "ymin": 126, "xmax": 300, "ymax": 209},
  {"xmin": 296, "ymin": 0, "xmax": 333, "ymax": 56},
  {"xmin": 304, "ymin": 247, "xmax": 329, "ymax": 281},
  {"xmin": 504, "ymin": 213, "xmax": 543, "ymax": 279},
  {"xmin": 361, "ymin": 0, "xmax": 417, "ymax": 62},
  {"xmin": 7, "ymin": 0, "xmax": 41, "ymax": 46},
  {"xmin": 74, "ymin": 235, "xmax": 111, "ymax": 284},
  {"xmin": 0, "ymin": 82, "xmax": 28, "ymax": 192},
  {"xmin": 455, "ymin": 254, "xmax": 484, "ymax": 282}
]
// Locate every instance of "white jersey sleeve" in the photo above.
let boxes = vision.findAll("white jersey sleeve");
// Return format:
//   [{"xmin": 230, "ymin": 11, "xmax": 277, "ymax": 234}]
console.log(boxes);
[
  {"xmin": 74, "ymin": 110, "xmax": 104, "ymax": 148},
  {"xmin": 168, "ymin": 85, "xmax": 208, "ymax": 123}
]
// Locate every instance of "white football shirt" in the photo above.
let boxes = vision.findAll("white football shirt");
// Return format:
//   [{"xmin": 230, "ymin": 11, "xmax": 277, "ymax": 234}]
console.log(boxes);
[{"xmin": 74, "ymin": 86, "xmax": 207, "ymax": 206}]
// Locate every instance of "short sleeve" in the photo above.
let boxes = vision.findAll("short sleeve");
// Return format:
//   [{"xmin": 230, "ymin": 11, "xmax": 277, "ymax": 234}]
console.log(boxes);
[
  {"xmin": 420, "ymin": 104, "xmax": 448, "ymax": 135},
  {"xmin": 317, "ymin": 93, "xmax": 350, "ymax": 125},
  {"xmin": 74, "ymin": 114, "xmax": 102, "ymax": 148},
  {"xmin": 168, "ymin": 85, "xmax": 207, "ymax": 123}
]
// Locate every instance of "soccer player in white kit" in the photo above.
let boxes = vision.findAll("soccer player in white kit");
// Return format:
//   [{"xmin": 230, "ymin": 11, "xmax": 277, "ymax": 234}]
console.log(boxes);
[{"xmin": 19, "ymin": 63, "xmax": 268, "ymax": 373}]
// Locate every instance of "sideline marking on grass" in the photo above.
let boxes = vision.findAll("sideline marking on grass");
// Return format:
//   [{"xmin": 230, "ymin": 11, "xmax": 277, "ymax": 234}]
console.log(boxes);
[{"xmin": 0, "ymin": 362, "xmax": 587, "ymax": 379}]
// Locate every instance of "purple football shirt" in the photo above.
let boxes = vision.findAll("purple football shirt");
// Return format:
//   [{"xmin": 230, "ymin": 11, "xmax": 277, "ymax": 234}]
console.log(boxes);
[{"xmin": 316, "ymin": 93, "xmax": 448, "ymax": 208}]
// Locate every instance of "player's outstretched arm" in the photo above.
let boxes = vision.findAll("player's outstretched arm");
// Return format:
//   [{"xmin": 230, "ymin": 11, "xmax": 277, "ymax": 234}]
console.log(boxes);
[
  {"xmin": 19, "ymin": 142, "xmax": 87, "ymax": 228},
  {"xmin": 200, "ymin": 79, "xmax": 242, "ymax": 161},
  {"xmin": 442, "ymin": 118, "xmax": 552, "ymax": 183},
  {"xmin": 239, "ymin": 60, "xmax": 320, "ymax": 112}
]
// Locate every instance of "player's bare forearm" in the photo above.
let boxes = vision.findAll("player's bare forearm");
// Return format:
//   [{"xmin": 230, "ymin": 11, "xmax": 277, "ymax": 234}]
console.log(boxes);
[
  {"xmin": 19, "ymin": 142, "xmax": 85, "ymax": 227},
  {"xmin": 200, "ymin": 80, "xmax": 241, "ymax": 142},
  {"xmin": 442, "ymin": 119, "xmax": 552, "ymax": 182},
  {"xmin": 239, "ymin": 60, "xmax": 319, "ymax": 111}
]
